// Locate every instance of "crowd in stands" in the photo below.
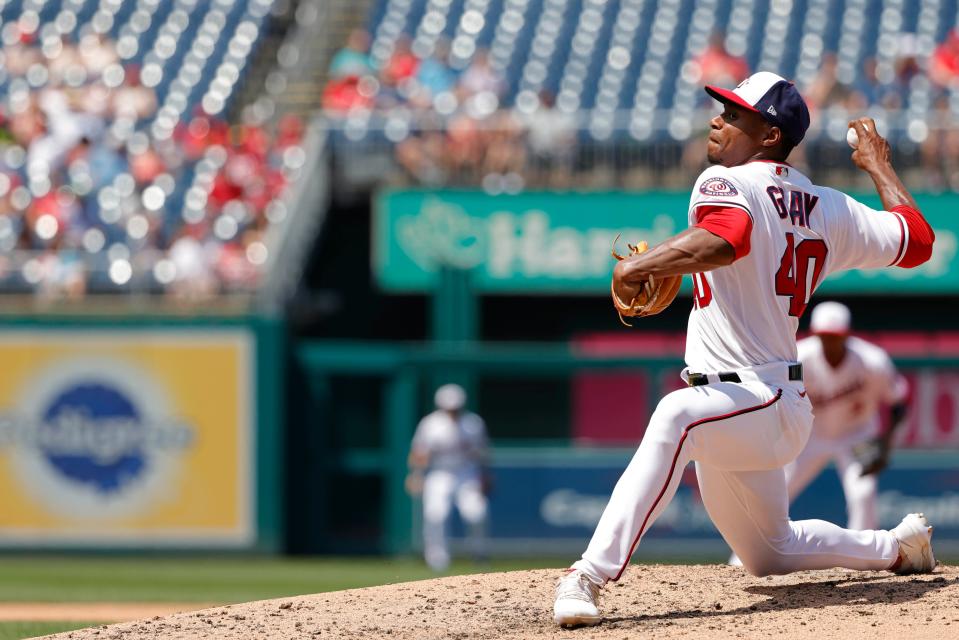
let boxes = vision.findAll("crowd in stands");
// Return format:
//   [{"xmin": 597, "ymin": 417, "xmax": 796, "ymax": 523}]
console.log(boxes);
[
  {"xmin": 325, "ymin": 27, "xmax": 959, "ymax": 191},
  {"xmin": 324, "ymin": 29, "xmax": 577, "ymax": 190},
  {"xmin": 0, "ymin": 20, "xmax": 304, "ymax": 300}
]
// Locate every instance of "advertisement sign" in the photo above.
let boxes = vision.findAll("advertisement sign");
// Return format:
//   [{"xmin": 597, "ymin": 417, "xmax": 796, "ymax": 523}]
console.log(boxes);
[
  {"xmin": 462, "ymin": 449, "xmax": 959, "ymax": 554},
  {"xmin": 374, "ymin": 190, "xmax": 958, "ymax": 293},
  {"xmin": 0, "ymin": 331, "xmax": 253, "ymax": 547}
]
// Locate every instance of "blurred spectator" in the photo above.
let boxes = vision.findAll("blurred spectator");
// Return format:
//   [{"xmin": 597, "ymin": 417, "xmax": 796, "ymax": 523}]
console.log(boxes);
[
  {"xmin": 329, "ymin": 30, "xmax": 374, "ymax": 80},
  {"xmin": 411, "ymin": 41, "xmax": 458, "ymax": 110},
  {"xmin": 322, "ymin": 75, "xmax": 376, "ymax": 113},
  {"xmin": 889, "ymin": 54, "xmax": 921, "ymax": 107},
  {"xmin": 851, "ymin": 57, "xmax": 882, "ymax": 109},
  {"xmin": 167, "ymin": 225, "xmax": 217, "ymax": 300},
  {"xmin": 112, "ymin": 65, "xmax": 158, "ymax": 121},
  {"xmin": 382, "ymin": 36, "xmax": 420, "ymax": 87},
  {"xmin": 273, "ymin": 114, "xmax": 305, "ymax": 156},
  {"xmin": 480, "ymin": 110, "xmax": 526, "ymax": 191},
  {"xmin": 805, "ymin": 54, "xmax": 853, "ymax": 111},
  {"xmin": 519, "ymin": 92, "xmax": 576, "ymax": 188},
  {"xmin": 920, "ymin": 95, "xmax": 959, "ymax": 191},
  {"xmin": 77, "ymin": 31, "xmax": 118, "ymax": 76},
  {"xmin": 458, "ymin": 49, "xmax": 506, "ymax": 102},
  {"xmin": 395, "ymin": 127, "xmax": 448, "ymax": 186},
  {"xmin": 930, "ymin": 28, "xmax": 959, "ymax": 89},
  {"xmin": 692, "ymin": 32, "xmax": 749, "ymax": 88}
]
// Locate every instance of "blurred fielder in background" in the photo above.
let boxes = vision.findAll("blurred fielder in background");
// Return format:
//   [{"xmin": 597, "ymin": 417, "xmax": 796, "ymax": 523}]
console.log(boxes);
[{"xmin": 406, "ymin": 384, "xmax": 490, "ymax": 571}]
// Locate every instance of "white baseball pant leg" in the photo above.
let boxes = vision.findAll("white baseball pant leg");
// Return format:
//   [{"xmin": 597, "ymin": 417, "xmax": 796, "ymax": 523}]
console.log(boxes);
[
  {"xmin": 731, "ymin": 430, "xmax": 880, "ymax": 565},
  {"xmin": 423, "ymin": 470, "xmax": 488, "ymax": 571},
  {"xmin": 571, "ymin": 379, "xmax": 898, "ymax": 584},
  {"xmin": 454, "ymin": 473, "xmax": 489, "ymax": 561},
  {"xmin": 730, "ymin": 433, "xmax": 835, "ymax": 566},
  {"xmin": 784, "ymin": 433, "xmax": 879, "ymax": 530},
  {"xmin": 423, "ymin": 470, "xmax": 456, "ymax": 571}
]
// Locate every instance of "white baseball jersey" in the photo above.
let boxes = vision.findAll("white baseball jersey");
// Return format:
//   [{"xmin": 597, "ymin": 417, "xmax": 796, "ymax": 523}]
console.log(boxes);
[
  {"xmin": 685, "ymin": 161, "xmax": 911, "ymax": 373},
  {"xmin": 798, "ymin": 335, "xmax": 908, "ymax": 440},
  {"xmin": 410, "ymin": 410, "xmax": 488, "ymax": 473}
]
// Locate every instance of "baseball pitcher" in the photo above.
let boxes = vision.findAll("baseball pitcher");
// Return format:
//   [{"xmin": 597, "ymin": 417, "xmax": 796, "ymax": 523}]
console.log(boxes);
[{"xmin": 554, "ymin": 71, "xmax": 936, "ymax": 628}]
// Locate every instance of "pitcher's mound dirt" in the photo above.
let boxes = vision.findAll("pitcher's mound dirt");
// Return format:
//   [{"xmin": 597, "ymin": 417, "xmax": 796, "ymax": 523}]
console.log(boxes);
[{"xmin": 42, "ymin": 564, "xmax": 959, "ymax": 639}]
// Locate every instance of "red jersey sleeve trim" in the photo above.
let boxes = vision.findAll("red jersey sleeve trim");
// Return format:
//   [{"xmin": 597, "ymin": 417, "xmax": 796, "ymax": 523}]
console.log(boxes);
[
  {"xmin": 888, "ymin": 211, "xmax": 907, "ymax": 266},
  {"xmin": 694, "ymin": 205, "xmax": 753, "ymax": 261},
  {"xmin": 889, "ymin": 205, "xmax": 934, "ymax": 268},
  {"xmin": 694, "ymin": 200, "xmax": 753, "ymax": 222}
]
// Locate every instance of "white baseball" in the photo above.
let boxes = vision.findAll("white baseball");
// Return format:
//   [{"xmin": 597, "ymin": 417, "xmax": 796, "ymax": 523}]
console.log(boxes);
[
  {"xmin": 847, "ymin": 122, "xmax": 871, "ymax": 149},
  {"xmin": 846, "ymin": 127, "xmax": 859, "ymax": 149}
]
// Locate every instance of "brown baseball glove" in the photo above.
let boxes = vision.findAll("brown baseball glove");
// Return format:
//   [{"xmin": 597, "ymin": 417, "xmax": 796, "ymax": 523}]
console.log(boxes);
[{"xmin": 611, "ymin": 236, "xmax": 682, "ymax": 326}]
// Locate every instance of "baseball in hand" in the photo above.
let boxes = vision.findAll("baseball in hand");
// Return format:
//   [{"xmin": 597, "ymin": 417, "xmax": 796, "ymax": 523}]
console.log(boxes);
[
  {"xmin": 846, "ymin": 127, "xmax": 859, "ymax": 149},
  {"xmin": 847, "ymin": 122, "xmax": 870, "ymax": 149}
]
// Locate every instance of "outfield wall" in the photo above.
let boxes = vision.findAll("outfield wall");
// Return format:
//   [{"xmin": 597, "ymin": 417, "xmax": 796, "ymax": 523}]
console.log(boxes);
[
  {"xmin": 295, "ymin": 341, "xmax": 959, "ymax": 555},
  {"xmin": 433, "ymin": 448, "xmax": 959, "ymax": 558}
]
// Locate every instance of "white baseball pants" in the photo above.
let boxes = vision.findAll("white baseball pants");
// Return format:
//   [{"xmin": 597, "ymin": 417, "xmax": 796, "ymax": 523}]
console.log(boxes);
[
  {"xmin": 784, "ymin": 428, "xmax": 879, "ymax": 531},
  {"xmin": 572, "ymin": 368, "xmax": 898, "ymax": 583},
  {"xmin": 422, "ymin": 469, "xmax": 487, "ymax": 571}
]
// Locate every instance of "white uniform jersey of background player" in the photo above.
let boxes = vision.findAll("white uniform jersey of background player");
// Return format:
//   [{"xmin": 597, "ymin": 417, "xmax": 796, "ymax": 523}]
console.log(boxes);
[
  {"xmin": 792, "ymin": 302, "xmax": 908, "ymax": 529},
  {"xmin": 554, "ymin": 71, "xmax": 936, "ymax": 628},
  {"xmin": 407, "ymin": 384, "xmax": 489, "ymax": 572}
]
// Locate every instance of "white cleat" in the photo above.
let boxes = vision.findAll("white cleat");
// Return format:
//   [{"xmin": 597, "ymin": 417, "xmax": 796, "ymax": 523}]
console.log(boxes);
[
  {"xmin": 891, "ymin": 513, "xmax": 937, "ymax": 574},
  {"xmin": 553, "ymin": 569, "xmax": 602, "ymax": 628}
]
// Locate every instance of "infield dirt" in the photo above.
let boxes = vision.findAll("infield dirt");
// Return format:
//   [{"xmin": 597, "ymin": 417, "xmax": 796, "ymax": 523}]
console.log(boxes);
[{"xmin": 41, "ymin": 564, "xmax": 959, "ymax": 639}]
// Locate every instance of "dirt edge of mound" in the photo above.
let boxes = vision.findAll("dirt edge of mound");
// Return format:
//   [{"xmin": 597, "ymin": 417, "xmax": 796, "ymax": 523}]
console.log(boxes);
[{"xmin": 41, "ymin": 564, "xmax": 959, "ymax": 640}]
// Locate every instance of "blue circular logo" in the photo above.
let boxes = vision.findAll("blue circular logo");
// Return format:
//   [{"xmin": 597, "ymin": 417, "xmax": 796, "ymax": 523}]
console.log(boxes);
[{"xmin": 40, "ymin": 383, "xmax": 146, "ymax": 495}]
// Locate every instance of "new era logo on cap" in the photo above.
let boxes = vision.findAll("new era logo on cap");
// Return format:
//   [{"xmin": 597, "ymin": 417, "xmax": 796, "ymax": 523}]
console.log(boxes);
[{"xmin": 705, "ymin": 71, "xmax": 810, "ymax": 145}]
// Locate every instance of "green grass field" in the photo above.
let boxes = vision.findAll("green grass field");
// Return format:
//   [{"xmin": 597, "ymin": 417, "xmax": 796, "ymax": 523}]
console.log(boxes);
[
  {"xmin": 0, "ymin": 555, "xmax": 569, "ymax": 640},
  {"xmin": 0, "ymin": 622, "xmax": 96, "ymax": 640},
  {"xmin": 0, "ymin": 555, "xmax": 568, "ymax": 603}
]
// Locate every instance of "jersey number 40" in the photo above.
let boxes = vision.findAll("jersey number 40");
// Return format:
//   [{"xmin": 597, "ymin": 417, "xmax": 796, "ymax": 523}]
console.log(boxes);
[
  {"xmin": 693, "ymin": 232, "xmax": 828, "ymax": 318},
  {"xmin": 775, "ymin": 232, "xmax": 828, "ymax": 317}
]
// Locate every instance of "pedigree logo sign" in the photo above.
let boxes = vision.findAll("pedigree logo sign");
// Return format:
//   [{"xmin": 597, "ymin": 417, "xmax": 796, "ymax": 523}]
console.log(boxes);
[{"xmin": 374, "ymin": 190, "xmax": 959, "ymax": 294}]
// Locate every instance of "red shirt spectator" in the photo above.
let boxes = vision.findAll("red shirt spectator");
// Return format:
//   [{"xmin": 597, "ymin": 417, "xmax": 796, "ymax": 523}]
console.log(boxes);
[
  {"xmin": 931, "ymin": 29, "xmax": 959, "ymax": 88},
  {"xmin": 382, "ymin": 38, "xmax": 419, "ymax": 85},
  {"xmin": 321, "ymin": 76, "xmax": 374, "ymax": 112},
  {"xmin": 694, "ymin": 33, "xmax": 750, "ymax": 88}
]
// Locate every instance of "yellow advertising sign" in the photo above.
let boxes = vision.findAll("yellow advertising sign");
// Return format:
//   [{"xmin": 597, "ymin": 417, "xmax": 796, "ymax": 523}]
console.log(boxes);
[{"xmin": 0, "ymin": 330, "xmax": 253, "ymax": 546}]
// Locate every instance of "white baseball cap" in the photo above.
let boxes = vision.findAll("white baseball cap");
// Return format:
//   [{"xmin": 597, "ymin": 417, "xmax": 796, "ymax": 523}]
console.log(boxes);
[
  {"xmin": 809, "ymin": 301, "xmax": 851, "ymax": 336},
  {"xmin": 434, "ymin": 383, "xmax": 466, "ymax": 411}
]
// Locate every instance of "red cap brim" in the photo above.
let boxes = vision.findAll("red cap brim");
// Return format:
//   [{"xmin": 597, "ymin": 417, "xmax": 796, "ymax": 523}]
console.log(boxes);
[
  {"xmin": 704, "ymin": 85, "xmax": 759, "ymax": 112},
  {"xmin": 812, "ymin": 330, "xmax": 849, "ymax": 337}
]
